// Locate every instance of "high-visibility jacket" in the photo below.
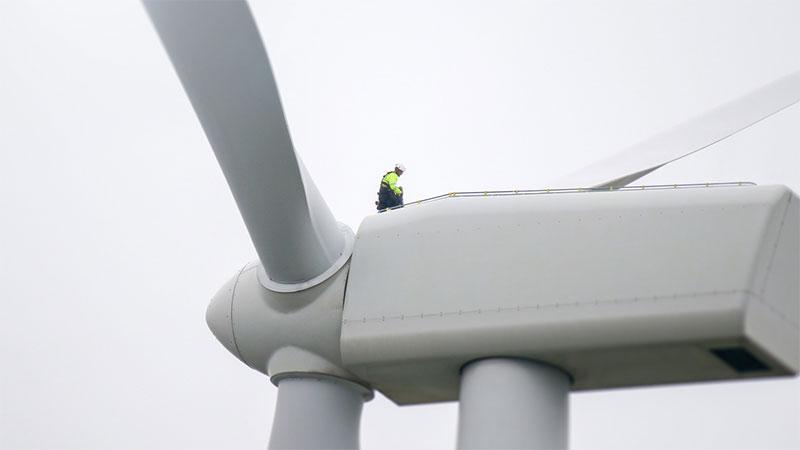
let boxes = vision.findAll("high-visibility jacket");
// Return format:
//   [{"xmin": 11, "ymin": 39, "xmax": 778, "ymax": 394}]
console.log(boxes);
[{"xmin": 381, "ymin": 171, "xmax": 402, "ymax": 195}]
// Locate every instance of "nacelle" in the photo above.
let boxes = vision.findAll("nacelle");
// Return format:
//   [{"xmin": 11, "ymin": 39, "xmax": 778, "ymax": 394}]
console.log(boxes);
[{"xmin": 341, "ymin": 184, "xmax": 799, "ymax": 404}]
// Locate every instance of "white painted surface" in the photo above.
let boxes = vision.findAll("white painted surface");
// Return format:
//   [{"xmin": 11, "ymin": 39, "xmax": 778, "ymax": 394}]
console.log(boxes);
[
  {"xmin": 1, "ymin": 1, "xmax": 798, "ymax": 449},
  {"xmin": 554, "ymin": 72, "xmax": 800, "ymax": 189},
  {"xmin": 268, "ymin": 377, "xmax": 366, "ymax": 450},
  {"xmin": 457, "ymin": 359, "xmax": 569, "ymax": 450},
  {"xmin": 143, "ymin": 0, "xmax": 350, "ymax": 288},
  {"xmin": 342, "ymin": 185, "xmax": 798, "ymax": 403}
]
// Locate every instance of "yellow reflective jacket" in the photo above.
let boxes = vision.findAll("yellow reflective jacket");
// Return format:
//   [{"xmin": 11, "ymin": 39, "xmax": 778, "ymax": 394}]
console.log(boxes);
[{"xmin": 381, "ymin": 171, "xmax": 402, "ymax": 195}]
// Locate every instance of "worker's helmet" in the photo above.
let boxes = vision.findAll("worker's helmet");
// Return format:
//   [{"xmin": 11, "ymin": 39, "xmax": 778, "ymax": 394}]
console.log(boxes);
[{"xmin": 395, "ymin": 163, "xmax": 406, "ymax": 172}]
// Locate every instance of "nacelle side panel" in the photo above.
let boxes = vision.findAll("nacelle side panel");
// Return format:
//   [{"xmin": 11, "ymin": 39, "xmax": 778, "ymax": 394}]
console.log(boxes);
[{"xmin": 342, "ymin": 185, "xmax": 799, "ymax": 404}]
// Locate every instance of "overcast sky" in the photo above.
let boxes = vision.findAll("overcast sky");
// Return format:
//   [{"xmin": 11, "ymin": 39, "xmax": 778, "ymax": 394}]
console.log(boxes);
[{"xmin": 1, "ymin": 1, "xmax": 799, "ymax": 449}]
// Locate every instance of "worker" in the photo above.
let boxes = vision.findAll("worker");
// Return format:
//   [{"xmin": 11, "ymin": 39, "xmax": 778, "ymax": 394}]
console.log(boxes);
[{"xmin": 376, "ymin": 163, "xmax": 405, "ymax": 211}]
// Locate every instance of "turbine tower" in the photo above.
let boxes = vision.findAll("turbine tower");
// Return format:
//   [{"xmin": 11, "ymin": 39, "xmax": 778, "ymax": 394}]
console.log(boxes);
[{"xmin": 143, "ymin": 1, "xmax": 800, "ymax": 448}]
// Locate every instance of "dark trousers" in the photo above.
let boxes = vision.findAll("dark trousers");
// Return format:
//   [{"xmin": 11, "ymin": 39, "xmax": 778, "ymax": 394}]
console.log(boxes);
[{"xmin": 377, "ymin": 186, "xmax": 403, "ymax": 211}]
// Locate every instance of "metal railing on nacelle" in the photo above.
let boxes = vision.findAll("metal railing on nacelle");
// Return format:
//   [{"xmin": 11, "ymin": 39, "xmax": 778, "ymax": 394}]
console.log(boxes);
[{"xmin": 378, "ymin": 181, "xmax": 757, "ymax": 213}]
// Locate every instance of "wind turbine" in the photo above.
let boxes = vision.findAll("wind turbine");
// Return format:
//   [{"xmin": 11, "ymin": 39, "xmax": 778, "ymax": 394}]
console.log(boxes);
[{"xmin": 142, "ymin": 1, "xmax": 800, "ymax": 449}]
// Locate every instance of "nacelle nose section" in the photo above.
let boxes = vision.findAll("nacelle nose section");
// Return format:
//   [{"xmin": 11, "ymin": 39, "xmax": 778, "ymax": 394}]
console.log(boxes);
[
  {"xmin": 205, "ymin": 261, "xmax": 369, "ymax": 391},
  {"xmin": 206, "ymin": 272, "xmax": 243, "ymax": 362}
]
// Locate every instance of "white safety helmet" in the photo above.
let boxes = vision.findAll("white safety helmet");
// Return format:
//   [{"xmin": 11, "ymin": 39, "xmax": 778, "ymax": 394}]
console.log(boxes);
[{"xmin": 395, "ymin": 163, "xmax": 406, "ymax": 172}]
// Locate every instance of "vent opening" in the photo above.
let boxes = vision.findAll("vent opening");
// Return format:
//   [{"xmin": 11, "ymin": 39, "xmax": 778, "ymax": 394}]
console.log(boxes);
[{"xmin": 711, "ymin": 347, "xmax": 770, "ymax": 373}]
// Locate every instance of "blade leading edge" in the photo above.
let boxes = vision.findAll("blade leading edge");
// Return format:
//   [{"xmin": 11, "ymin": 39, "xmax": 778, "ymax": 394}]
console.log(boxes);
[
  {"xmin": 553, "ymin": 71, "xmax": 800, "ymax": 189},
  {"xmin": 143, "ymin": 0, "xmax": 349, "ymax": 288}
]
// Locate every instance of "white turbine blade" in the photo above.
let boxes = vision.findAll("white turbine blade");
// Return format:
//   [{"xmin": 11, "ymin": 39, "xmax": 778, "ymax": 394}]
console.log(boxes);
[
  {"xmin": 553, "ymin": 71, "xmax": 800, "ymax": 189},
  {"xmin": 143, "ymin": 0, "xmax": 348, "ymax": 287}
]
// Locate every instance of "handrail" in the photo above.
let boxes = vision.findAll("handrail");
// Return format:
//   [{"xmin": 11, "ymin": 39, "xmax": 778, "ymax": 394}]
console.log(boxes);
[{"xmin": 378, "ymin": 181, "xmax": 757, "ymax": 213}]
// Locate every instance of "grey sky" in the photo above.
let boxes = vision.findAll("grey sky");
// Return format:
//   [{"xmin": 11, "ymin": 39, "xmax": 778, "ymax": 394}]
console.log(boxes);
[{"xmin": 1, "ymin": 1, "xmax": 798, "ymax": 449}]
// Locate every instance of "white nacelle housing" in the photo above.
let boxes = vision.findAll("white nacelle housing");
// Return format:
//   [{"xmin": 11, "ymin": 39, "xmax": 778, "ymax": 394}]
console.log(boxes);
[
  {"xmin": 206, "ymin": 261, "xmax": 369, "ymax": 389},
  {"xmin": 341, "ymin": 184, "xmax": 799, "ymax": 405}
]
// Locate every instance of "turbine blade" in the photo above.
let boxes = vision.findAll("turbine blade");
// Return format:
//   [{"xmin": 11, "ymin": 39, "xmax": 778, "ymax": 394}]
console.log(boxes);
[
  {"xmin": 143, "ymin": 0, "xmax": 348, "ymax": 287},
  {"xmin": 552, "ymin": 71, "xmax": 800, "ymax": 189}
]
